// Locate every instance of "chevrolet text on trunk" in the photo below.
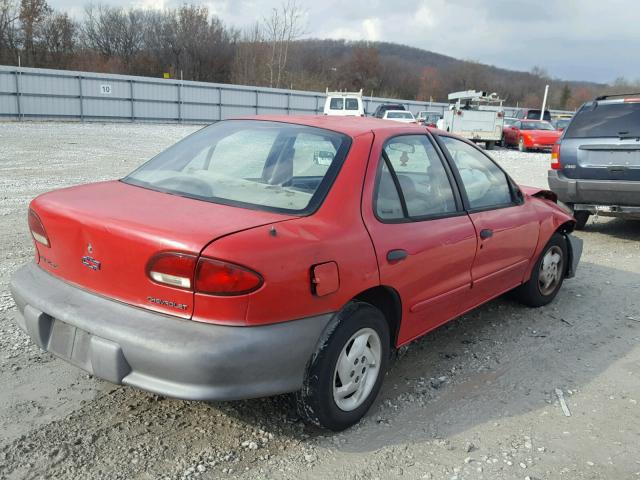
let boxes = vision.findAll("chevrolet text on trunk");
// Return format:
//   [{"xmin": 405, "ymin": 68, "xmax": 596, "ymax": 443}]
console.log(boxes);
[{"xmin": 10, "ymin": 116, "xmax": 582, "ymax": 431}]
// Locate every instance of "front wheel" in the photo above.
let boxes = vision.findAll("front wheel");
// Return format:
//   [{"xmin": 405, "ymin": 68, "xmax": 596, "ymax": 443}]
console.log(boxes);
[
  {"xmin": 518, "ymin": 137, "xmax": 528, "ymax": 152},
  {"xmin": 296, "ymin": 302, "xmax": 390, "ymax": 431},
  {"xmin": 513, "ymin": 233, "xmax": 567, "ymax": 307}
]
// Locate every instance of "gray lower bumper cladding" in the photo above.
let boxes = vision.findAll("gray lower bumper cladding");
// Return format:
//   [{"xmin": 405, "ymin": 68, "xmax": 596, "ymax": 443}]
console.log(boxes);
[
  {"xmin": 10, "ymin": 263, "xmax": 333, "ymax": 401},
  {"xmin": 565, "ymin": 234, "xmax": 583, "ymax": 279}
]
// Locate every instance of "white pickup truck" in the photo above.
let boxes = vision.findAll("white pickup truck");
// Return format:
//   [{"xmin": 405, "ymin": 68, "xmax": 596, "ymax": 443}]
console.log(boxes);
[{"xmin": 438, "ymin": 90, "xmax": 505, "ymax": 150}]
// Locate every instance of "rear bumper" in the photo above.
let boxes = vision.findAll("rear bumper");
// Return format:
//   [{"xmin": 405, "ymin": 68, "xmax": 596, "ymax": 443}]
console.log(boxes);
[
  {"xmin": 548, "ymin": 170, "xmax": 640, "ymax": 207},
  {"xmin": 10, "ymin": 263, "xmax": 332, "ymax": 401}
]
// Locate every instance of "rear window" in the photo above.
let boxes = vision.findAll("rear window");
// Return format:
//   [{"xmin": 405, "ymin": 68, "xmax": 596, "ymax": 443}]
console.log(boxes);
[
  {"xmin": 329, "ymin": 98, "xmax": 344, "ymax": 110},
  {"xmin": 565, "ymin": 102, "xmax": 640, "ymax": 138},
  {"xmin": 520, "ymin": 109, "xmax": 551, "ymax": 121},
  {"xmin": 123, "ymin": 120, "xmax": 351, "ymax": 214},
  {"xmin": 387, "ymin": 111, "xmax": 413, "ymax": 119},
  {"xmin": 345, "ymin": 98, "xmax": 360, "ymax": 110}
]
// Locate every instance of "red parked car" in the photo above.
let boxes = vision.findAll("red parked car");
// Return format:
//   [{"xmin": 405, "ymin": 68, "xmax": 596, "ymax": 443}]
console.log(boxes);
[
  {"xmin": 503, "ymin": 119, "xmax": 562, "ymax": 152},
  {"xmin": 11, "ymin": 116, "xmax": 582, "ymax": 431}
]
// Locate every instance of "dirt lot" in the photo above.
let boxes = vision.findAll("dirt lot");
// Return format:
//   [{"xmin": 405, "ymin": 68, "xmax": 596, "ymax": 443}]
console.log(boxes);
[{"xmin": 1, "ymin": 122, "xmax": 639, "ymax": 480}]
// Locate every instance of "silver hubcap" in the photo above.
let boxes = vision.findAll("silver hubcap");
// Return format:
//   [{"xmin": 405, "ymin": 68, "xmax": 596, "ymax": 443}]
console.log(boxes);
[
  {"xmin": 538, "ymin": 246, "xmax": 563, "ymax": 295},
  {"xmin": 333, "ymin": 328, "xmax": 382, "ymax": 412}
]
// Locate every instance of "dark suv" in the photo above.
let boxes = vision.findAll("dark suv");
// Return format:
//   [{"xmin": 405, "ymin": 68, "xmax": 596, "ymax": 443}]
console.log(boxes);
[
  {"xmin": 548, "ymin": 93, "xmax": 640, "ymax": 229},
  {"xmin": 373, "ymin": 103, "xmax": 406, "ymax": 118}
]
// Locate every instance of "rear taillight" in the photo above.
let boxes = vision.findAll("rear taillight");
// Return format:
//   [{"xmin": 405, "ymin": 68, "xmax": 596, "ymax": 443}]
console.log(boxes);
[
  {"xmin": 195, "ymin": 258, "xmax": 263, "ymax": 296},
  {"xmin": 28, "ymin": 209, "xmax": 50, "ymax": 247},
  {"xmin": 551, "ymin": 143, "xmax": 561, "ymax": 170},
  {"xmin": 147, "ymin": 252, "xmax": 197, "ymax": 289},
  {"xmin": 146, "ymin": 253, "xmax": 263, "ymax": 296},
  {"xmin": 497, "ymin": 112, "xmax": 504, "ymax": 118}
]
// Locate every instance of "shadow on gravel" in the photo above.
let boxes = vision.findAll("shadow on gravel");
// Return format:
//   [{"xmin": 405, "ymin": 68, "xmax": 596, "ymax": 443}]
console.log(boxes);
[{"xmin": 582, "ymin": 217, "xmax": 640, "ymax": 241}]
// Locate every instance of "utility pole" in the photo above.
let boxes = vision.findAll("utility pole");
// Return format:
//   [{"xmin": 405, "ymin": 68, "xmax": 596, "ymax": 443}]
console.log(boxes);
[{"xmin": 540, "ymin": 85, "xmax": 550, "ymax": 120}]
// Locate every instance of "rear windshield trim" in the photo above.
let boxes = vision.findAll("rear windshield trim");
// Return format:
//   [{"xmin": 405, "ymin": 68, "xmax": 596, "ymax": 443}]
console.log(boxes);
[{"xmin": 122, "ymin": 120, "xmax": 353, "ymax": 217}]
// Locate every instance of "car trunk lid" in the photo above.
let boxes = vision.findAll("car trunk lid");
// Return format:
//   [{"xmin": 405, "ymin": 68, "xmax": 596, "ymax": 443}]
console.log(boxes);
[{"xmin": 30, "ymin": 180, "xmax": 292, "ymax": 318}]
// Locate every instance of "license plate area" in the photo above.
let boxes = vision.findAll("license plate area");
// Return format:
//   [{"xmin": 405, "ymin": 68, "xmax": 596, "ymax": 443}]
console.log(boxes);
[{"xmin": 47, "ymin": 318, "xmax": 93, "ymax": 372}]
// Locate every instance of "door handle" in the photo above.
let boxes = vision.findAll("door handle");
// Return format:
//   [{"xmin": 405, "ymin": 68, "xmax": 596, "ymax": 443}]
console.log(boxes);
[
  {"xmin": 479, "ymin": 229, "xmax": 493, "ymax": 239},
  {"xmin": 387, "ymin": 249, "xmax": 408, "ymax": 263}
]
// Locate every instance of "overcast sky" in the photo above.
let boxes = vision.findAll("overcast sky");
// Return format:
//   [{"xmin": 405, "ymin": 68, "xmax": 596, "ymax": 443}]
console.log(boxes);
[{"xmin": 48, "ymin": 0, "xmax": 639, "ymax": 84}]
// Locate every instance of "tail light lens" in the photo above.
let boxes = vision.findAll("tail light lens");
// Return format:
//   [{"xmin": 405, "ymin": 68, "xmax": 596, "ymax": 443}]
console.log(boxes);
[
  {"xmin": 146, "ymin": 253, "xmax": 263, "ymax": 296},
  {"xmin": 551, "ymin": 143, "xmax": 561, "ymax": 170},
  {"xmin": 195, "ymin": 258, "xmax": 263, "ymax": 296},
  {"xmin": 147, "ymin": 252, "xmax": 197, "ymax": 289},
  {"xmin": 28, "ymin": 209, "xmax": 50, "ymax": 247}
]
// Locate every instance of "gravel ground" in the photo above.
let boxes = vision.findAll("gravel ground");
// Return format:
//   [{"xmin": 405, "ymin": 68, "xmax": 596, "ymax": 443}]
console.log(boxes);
[{"xmin": 1, "ymin": 122, "xmax": 639, "ymax": 480}]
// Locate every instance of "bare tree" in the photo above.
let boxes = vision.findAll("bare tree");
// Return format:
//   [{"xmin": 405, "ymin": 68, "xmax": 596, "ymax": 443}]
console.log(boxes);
[
  {"xmin": 40, "ymin": 11, "xmax": 75, "ymax": 67},
  {"xmin": 263, "ymin": 0, "xmax": 304, "ymax": 88},
  {"xmin": 82, "ymin": 4, "xmax": 145, "ymax": 68},
  {"xmin": 232, "ymin": 22, "xmax": 267, "ymax": 86},
  {"xmin": 0, "ymin": 0, "xmax": 19, "ymax": 63},
  {"xmin": 18, "ymin": 0, "xmax": 50, "ymax": 65}
]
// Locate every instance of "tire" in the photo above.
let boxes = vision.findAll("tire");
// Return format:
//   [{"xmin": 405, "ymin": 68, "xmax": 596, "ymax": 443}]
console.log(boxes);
[
  {"xmin": 573, "ymin": 211, "xmax": 590, "ymax": 230},
  {"xmin": 513, "ymin": 233, "xmax": 568, "ymax": 307},
  {"xmin": 566, "ymin": 203, "xmax": 590, "ymax": 230},
  {"xmin": 296, "ymin": 302, "xmax": 390, "ymax": 431},
  {"xmin": 485, "ymin": 141, "xmax": 495, "ymax": 150},
  {"xmin": 518, "ymin": 137, "xmax": 527, "ymax": 152}
]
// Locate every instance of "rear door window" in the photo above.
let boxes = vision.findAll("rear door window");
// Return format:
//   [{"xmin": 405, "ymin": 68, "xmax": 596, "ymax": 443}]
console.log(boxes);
[
  {"xmin": 565, "ymin": 102, "xmax": 640, "ymax": 138},
  {"xmin": 375, "ymin": 135, "xmax": 458, "ymax": 220}
]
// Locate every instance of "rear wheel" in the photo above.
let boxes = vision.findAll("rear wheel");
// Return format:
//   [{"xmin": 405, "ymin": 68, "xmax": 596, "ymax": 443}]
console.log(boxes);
[
  {"xmin": 513, "ymin": 233, "xmax": 567, "ymax": 307},
  {"xmin": 573, "ymin": 211, "xmax": 590, "ymax": 230},
  {"xmin": 485, "ymin": 141, "xmax": 495, "ymax": 150},
  {"xmin": 296, "ymin": 302, "xmax": 390, "ymax": 431},
  {"xmin": 566, "ymin": 203, "xmax": 590, "ymax": 230}
]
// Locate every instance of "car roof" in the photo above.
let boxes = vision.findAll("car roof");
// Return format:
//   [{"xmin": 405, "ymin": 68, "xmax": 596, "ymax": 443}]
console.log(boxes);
[{"xmin": 235, "ymin": 115, "xmax": 425, "ymax": 137}]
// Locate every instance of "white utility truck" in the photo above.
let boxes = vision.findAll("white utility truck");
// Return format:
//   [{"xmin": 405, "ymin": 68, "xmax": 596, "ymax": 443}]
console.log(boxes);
[
  {"xmin": 439, "ymin": 90, "xmax": 505, "ymax": 149},
  {"xmin": 323, "ymin": 89, "xmax": 365, "ymax": 117}
]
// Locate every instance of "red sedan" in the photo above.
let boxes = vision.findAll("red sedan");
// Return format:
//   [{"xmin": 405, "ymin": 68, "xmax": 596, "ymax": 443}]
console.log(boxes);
[
  {"xmin": 11, "ymin": 116, "xmax": 582, "ymax": 431},
  {"xmin": 503, "ymin": 119, "xmax": 562, "ymax": 152}
]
